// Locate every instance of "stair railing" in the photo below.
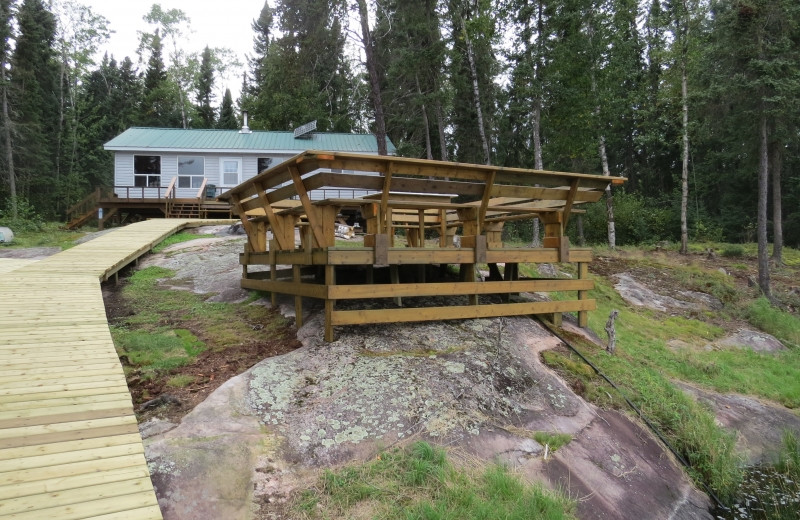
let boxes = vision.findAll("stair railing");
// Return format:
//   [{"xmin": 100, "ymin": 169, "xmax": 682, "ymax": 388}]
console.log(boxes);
[
  {"xmin": 65, "ymin": 188, "xmax": 102, "ymax": 224},
  {"xmin": 164, "ymin": 177, "xmax": 177, "ymax": 218}
]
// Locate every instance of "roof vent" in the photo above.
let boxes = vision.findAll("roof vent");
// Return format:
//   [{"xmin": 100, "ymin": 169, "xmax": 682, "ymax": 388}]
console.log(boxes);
[
  {"xmin": 240, "ymin": 111, "xmax": 252, "ymax": 134},
  {"xmin": 293, "ymin": 120, "xmax": 316, "ymax": 139}
]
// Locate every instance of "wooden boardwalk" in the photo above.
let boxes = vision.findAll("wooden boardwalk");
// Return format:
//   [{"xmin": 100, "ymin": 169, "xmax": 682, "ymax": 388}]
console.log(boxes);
[{"xmin": 0, "ymin": 219, "xmax": 232, "ymax": 519}]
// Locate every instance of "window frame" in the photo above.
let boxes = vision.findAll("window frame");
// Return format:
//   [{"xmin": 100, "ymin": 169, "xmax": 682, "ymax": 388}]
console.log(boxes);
[
  {"xmin": 177, "ymin": 156, "xmax": 206, "ymax": 189},
  {"xmin": 133, "ymin": 155, "xmax": 162, "ymax": 188},
  {"xmin": 219, "ymin": 157, "xmax": 243, "ymax": 187}
]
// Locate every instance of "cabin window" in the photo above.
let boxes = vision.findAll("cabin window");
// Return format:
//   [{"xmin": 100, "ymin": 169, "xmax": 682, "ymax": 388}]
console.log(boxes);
[
  {"xmin": 257, "ymin": 157, "xmax": 273, "ymax": 174},
  {"xmin": 220, "ymin": 157, "xmax": 242, "ymax": 186},
  {"xmin": 177, "ymin": 156, "xmax": 205, "ymax": 189},
  {"xmin": 133, "ymin": 155, "xmax": 161, "ymax": 187}
]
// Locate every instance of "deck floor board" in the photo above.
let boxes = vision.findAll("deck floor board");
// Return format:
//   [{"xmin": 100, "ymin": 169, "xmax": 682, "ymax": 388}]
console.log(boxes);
[{"xmin": 0, "ymin": 219, "xmax": 231, "ymax": 519}]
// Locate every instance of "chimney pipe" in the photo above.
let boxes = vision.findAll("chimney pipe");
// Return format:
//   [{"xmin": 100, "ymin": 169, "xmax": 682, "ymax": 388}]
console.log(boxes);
[{"xmin": 240, "ymin": 111, "xmax": 251, "ymax": 134}]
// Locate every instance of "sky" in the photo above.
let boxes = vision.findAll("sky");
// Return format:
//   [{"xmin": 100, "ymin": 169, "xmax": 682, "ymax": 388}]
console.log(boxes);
[{"xmin": 80, "ymin": 0, "xmax": 269, "ymax": 96}]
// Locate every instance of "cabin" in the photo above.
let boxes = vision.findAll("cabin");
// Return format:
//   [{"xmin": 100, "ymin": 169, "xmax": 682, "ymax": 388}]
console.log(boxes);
[{"xmin": 65, "ymin": 121, "xmax": 395, "ymax": 229}]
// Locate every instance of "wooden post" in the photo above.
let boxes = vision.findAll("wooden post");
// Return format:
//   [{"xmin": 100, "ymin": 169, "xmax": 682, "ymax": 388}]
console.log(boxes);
[
  {"xmin": 461, "ymin": 263, "xmax": 477, "ymax": 305},
  {"xmin": 293, "ymin": 264, "xmax": 303, "ymax": 328},
  {"xmin": 439, "ymin": 209, "xmax": 447, "ymax": 248},
  {"xmin": 324, "ymin": 265, "xmax": 336, "ymax": 342},
  {"xmin": 578, "ymin": 262, "xmax": 589, "ymax": 327},
  {"xmin": 270, "ymin": 240, "xmax": 278, "ymax": 307},
  {"xmin": 390, "ymin": 264, "xmax": 402, "ymax": 306}
]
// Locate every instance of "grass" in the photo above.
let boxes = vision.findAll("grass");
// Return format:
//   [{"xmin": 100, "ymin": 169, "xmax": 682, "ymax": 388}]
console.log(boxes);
[
  {"xmin": 539, "ymin": 245, "xmax": 800, "ymax": 502},
  {"xmin": 0, "ymin": 222, "xmax": 89, "ymax": 249},
  {"xmin": 533, "ymin": 432, "xmax": 573, "ymax": 452},
  {"xmin": 152, "ymin": 231, "xmax": 216, "ymax": 253},
  {"xmin": 167, "ymin": 374, "xmax": 196, "ymax": 388},
  {"xmin": 114, "ymin": 328, "xmax": 205, "ymax": 379},
  {"xmin": 111, "ymin": 262, "xmax": 290, "ymax": 381},
  {"xmin": 293, "ymin": 442, "xmax": 576, "ymax": 520},
  {"xmin": 746, "ymin": 298, "xmax": 800, "ymax": 348}
]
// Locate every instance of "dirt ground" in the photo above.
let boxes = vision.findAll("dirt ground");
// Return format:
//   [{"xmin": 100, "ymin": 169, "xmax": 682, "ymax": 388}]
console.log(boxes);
[{"xmin": 101, "ymin": 229, "xmax": 302, "ymax": 424}]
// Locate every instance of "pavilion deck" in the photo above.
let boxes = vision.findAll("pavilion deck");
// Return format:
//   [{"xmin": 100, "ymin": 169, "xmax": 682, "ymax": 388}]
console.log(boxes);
[
  {"xmin": 219, "ymin": 151, "xmax": 624, "ymax": 342},
  {"xmin": 0, "ymin": 218, "xmax": 233, "ymax": 520}
]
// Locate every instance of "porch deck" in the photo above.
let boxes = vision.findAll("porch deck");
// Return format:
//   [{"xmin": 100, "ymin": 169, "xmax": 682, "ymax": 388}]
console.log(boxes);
[
  {"xmin": 220, "ymin": 151, "xmax": 624, "ymax": 341},
  {"xmin": 0, "ymin": 218, "xmax": 233, "ymax": 519}
]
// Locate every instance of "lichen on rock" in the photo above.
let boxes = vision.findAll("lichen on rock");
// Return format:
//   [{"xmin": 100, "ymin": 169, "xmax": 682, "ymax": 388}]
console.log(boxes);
[{"xmin": 245, "ymin": 315, "xmax": 577, "ymax": 464}]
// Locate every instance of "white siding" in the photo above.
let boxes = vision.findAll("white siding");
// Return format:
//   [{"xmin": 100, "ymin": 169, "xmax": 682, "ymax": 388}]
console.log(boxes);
[
  {"xmin": 114, "ymin": 153, "xmax": 134, "ymax": 198},
  {"xmin": 112, "ymin": 151, "xmax": 380, "ymax": 201}
]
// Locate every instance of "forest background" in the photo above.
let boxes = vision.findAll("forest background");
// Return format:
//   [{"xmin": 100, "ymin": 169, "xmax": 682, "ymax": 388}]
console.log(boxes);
[{"xmin": 0, "ymin": 0, "xmax": 798, "ymax": 280}]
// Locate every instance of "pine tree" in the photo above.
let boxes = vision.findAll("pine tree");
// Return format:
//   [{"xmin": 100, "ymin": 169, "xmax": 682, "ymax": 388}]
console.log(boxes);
[
  {"xmin": 251, "ymin": 0, "xmax": 356, "ymax": 132},
  {"xmin": 0, "ymin": 0, "xmax": 16, "ymax": 217},
  {"xmin": 195, "ymin": 46, "xmax": 215, "ymax": 128},
  {"xmin": 139, "ymin": 31, "xmax": 181, "ymax": 127},
  {"xmin": 10, "ymin": 0, "xmax": 60, "ymax": 214},
  {"xmin": 354, "ymin": 0, "xmax": 387, "ymax": 155},
  {"xmin": 217, "ymin": 88, "xmax": 238, "ymax": 129},
  {"xmin": 705, "ymin": 0, "xmax": 800, "ymax": 296},
  {"xmin": 446, "ymin": 0, "xmax": 498, "ymax": 165},
  {"xmin": 374, "ymin": 0, "xmax": 448, "ymax": 159}
]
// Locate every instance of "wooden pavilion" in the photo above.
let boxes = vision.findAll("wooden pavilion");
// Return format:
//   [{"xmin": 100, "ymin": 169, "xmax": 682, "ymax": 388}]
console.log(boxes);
[{"xmin": 218, "ymin": 151, "xmax": 624, "ymax": 341}]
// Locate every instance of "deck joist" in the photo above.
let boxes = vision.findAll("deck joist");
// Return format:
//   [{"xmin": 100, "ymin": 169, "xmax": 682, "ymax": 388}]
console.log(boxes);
[{"xmin": 0, "ymin": 218, "xmax": 234, "ymax": 520}]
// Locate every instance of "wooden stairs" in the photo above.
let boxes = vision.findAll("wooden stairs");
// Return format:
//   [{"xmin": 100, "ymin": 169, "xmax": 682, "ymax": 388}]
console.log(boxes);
[
  {"xmin": 64, "ymin": 188, "xmax": 105, "ymax": 230},
  {"xmin": 167, "ymin": 203, "xmax": 201, "ymax": 218}
]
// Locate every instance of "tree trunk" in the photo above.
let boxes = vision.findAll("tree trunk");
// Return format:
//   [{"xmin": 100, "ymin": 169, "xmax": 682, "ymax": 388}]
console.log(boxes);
[
  {"xmin": 1, "ymin": 63, "xmax": 15, "ymax": 219},
  {"xmin": 679, "ymin": 23, "xmax": 690, "ymax": 255},
  {"xmin": 530, "ymin": 0, "xmax": 544, "ymax": 248},
  {"xmin": 462, "ymin": 23, "xmax": 490, "ymax": 165},
  {"xmin": 57, "ymin": 55, "xmax": 65, "ymax": 200},
  {"xmin": 357, "ymin": 0, "xmax": 388, "ymax": 156},
  {"xmin": 757, "ymin": 114, "xmax": 770, "ymax": 298},
  {"xmin": 531, "ymin": 100, "xmax": 542, "ymax": 248},
  {"xmin": 770, "ymin": 142, "xmax": 783, "ymax": 265},
  {"xmin": 416, "ymin": 74, "xmax": 433, "ymax": 160},
  {"xmin": 599, "ymin": 134, "xmax": 616, "ymax": 250},
  {"xmin": 178, "ymin": 88, "xmax": 187, "ymax": 129},
  {"xmin": 435, "ymin": 99, "xmax": 448, "ymax": 161}
]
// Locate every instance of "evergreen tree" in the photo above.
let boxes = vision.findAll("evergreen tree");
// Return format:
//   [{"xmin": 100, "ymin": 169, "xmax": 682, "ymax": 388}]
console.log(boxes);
[
  {"xmin": 76, "ymin": 54, "xmax": 142, "ymax": 189},
  {"xmin": 446, "ymin": 0, "xmax": 498, "ymax": 164},
  {"xmin": 139, "ymin": 30, "xmax": 181, "ymax": 127},
  {"xmin": 704, "ymin": 0, "xmax": 800, "ymax": 296},
  {"xmin": 195, "ymin": 45, "xmax": 215, "ymax": 128},
  {"xmin": 0, "ymin": 0, "xmax": 16, "ymax": 216},
  {"xmin": 218, "ymin": 88, "xmax": 238, "ymax": 129},
  {"xmin": 9, "ymin": 0, "xmax": 59, "ymax": 214},
  {"xmin": 374, "ymin": 0, "xmax": 448, "ymax": 159},
  {"xmin": 250, "ymin": 0, "xmax": 356, "ymax": 131}
]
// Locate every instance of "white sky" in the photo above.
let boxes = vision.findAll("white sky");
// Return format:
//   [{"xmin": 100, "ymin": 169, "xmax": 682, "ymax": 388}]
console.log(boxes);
[{"xmin": 80, "ymin": 0, "xmax": 270, "ymax": 96}]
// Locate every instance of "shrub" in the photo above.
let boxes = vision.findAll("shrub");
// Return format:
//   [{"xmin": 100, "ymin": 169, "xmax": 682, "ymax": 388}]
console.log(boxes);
[
  {"xmin": 720, "ymin": 244, "xmax": 745, "ymax": 257},
  {"xmin": 0, "ymin": 197, "xmax": 44, "ymax": 233}
]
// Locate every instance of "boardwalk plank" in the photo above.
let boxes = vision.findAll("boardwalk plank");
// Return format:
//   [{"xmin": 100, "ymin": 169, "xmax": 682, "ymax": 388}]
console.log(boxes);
[{"xmin": 0, "ymin": 219, "xmax": 225, "ymax": 519}]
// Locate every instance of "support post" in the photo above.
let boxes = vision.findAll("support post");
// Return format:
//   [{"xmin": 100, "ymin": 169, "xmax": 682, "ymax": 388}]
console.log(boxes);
[
  {"xmin": 293, "ymin": 264, "xmax": 303, "ymax": 328},
  {"xmin": 324, "ymin": 265, "xmax": 336, "ymax": 342},
  {"xmin": 578, "ymin": 262, "xmax": 589, "ymax": 327}
]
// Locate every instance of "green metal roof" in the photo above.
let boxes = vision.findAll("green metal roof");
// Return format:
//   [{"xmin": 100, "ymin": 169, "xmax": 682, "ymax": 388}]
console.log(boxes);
[{"xmin": 104, "ymin": 127, "xmax": 397, "ymax": 154}]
